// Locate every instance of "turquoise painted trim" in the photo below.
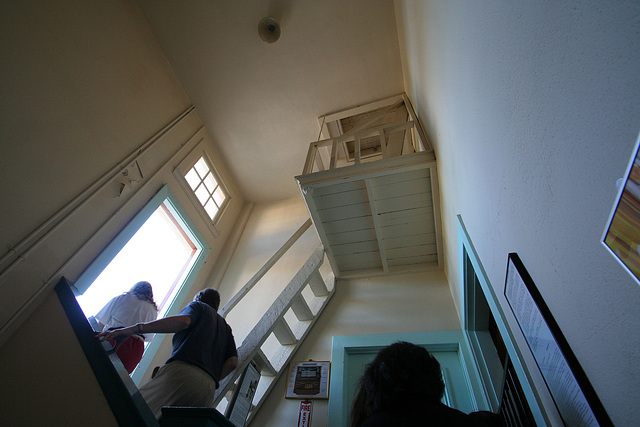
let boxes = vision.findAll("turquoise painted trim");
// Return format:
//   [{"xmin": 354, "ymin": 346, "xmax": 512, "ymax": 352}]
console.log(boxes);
[
  {"xmin": 328, "ymin": 330, "xmax": 486, "ymax": 427},
  {"xmin": 131, "ymin": 186, "xmax": 211, "ymax": 384},
  {"xmin": 457, "ymin": 214, "xmax": 550, "ymax": 426}
]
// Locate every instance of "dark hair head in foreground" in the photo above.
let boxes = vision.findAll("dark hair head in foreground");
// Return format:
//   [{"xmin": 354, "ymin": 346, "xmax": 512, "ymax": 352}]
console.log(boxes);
[
  {"xmin": 350, "ymin": 341, "xmax": 444, "ymax": 426},
  {"xmin": 350, "ymin": 341, "xmax": 504, "ymax": 427}
]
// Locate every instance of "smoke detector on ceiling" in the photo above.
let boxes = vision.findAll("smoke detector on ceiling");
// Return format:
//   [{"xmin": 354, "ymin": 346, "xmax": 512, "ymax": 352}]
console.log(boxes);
[{"xmin": 258, "ymin": 17, "xmax": 281, "ymax": 43}]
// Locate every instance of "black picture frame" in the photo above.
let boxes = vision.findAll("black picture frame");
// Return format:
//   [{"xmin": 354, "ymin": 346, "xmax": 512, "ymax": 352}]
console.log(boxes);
[{"xmin": 504, "ymin": 253, "xmax": 612, "ymax": 426}]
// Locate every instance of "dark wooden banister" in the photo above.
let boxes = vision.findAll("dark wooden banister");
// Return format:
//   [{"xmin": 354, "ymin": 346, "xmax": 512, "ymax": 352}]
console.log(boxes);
[{"xmin": 55, "ymin": 277, "xmax": 158, "ymax": 427}]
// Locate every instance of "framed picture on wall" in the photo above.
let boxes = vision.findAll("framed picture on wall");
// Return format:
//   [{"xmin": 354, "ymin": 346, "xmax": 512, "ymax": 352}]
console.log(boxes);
[
  {"xmin": 285, "ymin": 361, "xmax": 330, "ymax": 399},
  {"xmin": 603, "ymin": 131, "xmax": 640, "ymax": 286},
  {"xmin": 504, "ymin": 253, "xmax": 612, "ymax": 426}
]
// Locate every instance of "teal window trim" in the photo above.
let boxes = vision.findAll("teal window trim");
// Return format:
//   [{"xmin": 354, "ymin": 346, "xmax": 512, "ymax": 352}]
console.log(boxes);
[
  {"xmin": 457, "ymin": 214, "xmax": 550, "ymax": 425},
  {"xmin": 131, "ymin": 186, "xmax": 211, "ymax": 384},
  {"xmin": 71, "ymin": 184, "xmax": 211, "ymax": 385},
  {"xmin": 328, "ymin": 330, "xmax": 485, "ymax": 427}
]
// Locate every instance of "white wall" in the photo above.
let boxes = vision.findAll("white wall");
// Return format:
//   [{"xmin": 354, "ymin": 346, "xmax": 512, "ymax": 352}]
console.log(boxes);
[
  {"xmin": 251, "ymin": 270, "xmax": 462, "ymax": 426},
  {"xmin": 0, "ymin": 0, "xmax": 244, "ymax": 416},
  {"xmin": 0, "ymin": 291, "xmax": 118, "ymax": 426},
  {"xmin": 395, "ymin": 1, "xmax": 640, "ymax": 424}
]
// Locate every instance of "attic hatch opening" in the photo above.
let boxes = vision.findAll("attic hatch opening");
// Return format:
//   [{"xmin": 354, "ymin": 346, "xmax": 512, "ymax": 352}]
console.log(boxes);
[
  {"xmin": 76, "ymin": 200, "xmax": 199, "ymax": 324},
  {"xmin": 298, "ymin": 94, "xmax": 439, "ymax": 279},
  {"xmin": 341, "ymin": 104, "xmax": 410, "ymax": 161}
]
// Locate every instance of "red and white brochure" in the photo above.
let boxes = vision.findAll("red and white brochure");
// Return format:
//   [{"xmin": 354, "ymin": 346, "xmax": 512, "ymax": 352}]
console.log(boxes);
[{"xmin": 297, "ymin": 400, "xmax": 313, "ymax": 427}]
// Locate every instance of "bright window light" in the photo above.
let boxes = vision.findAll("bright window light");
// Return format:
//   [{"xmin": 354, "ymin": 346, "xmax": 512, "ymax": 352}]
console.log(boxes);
[
  {"xmin": 184, "ymin": 157, "xmax": 227, "ymax": 220},
  {"xmin": 76, "ymin": 203, "xmax": 198, "ymax": 320}
]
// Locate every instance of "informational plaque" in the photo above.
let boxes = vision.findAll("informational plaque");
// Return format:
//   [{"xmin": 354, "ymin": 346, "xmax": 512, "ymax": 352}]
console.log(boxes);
[
  {"xmin": 285, "ymin": 361, "xmax": 330, "ymax": 399},
  {"xmin": 504, "ymin": 253, "xmax": 612, "ymax": 426},
  {"xmin": 226, "ymin": 362, "xmax": 261, "ymax": 427}
]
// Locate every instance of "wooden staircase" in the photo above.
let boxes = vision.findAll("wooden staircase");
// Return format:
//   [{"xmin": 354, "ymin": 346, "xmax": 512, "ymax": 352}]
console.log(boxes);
[{"xmin": 212, "ymin": 243, "xmax": 335, "ymax": 426}]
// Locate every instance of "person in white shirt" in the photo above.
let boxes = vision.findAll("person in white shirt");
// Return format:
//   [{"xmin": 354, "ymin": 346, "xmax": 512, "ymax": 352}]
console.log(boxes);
[{"xmin": 95, "ymin": 281, "xmax": 158, "ymax": 373}]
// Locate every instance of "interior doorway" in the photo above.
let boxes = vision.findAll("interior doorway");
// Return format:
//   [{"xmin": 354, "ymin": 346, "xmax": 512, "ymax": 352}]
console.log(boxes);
[{"xmin": 329, "ymin": 331, "xmax": 490, "ymax": 427}]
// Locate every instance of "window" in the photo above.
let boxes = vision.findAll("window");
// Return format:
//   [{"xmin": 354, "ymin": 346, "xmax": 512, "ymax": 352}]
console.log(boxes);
[
  {"xmin": 174, "ymin": 140, "xmax": 231, "ymax": 236},
  {"xmin": 75, "ymin": 203, "xmax": 199, "ymax": 320},
  {"xmin": 73, "ymin": 185, "xmax": 211, "ymax": 383},
  {"xmin": 184, "ymin": 157, "xmax": 227, "ymax": 221}
]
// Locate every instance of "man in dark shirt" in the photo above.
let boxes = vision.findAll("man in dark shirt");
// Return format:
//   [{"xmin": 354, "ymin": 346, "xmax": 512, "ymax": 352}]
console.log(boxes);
[{"xmin": 98, "ymin": 288, "xmax": 238, "ymax": 419}]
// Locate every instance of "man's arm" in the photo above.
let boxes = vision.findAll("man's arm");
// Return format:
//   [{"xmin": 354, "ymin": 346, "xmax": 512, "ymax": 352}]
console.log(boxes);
[
  {"xmin": 97, "ymin": 315, "xmax": 191, "ymax": 342},
  {"xmin": 220, "ymin": 356, "xmax": 239, "ymax": 380}
]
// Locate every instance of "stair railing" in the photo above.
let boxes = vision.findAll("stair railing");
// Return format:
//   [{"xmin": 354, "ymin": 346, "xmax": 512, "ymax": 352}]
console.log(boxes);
[{"xmin": 219, "ymin": 218, "xmax": 312, "ymax": 318}]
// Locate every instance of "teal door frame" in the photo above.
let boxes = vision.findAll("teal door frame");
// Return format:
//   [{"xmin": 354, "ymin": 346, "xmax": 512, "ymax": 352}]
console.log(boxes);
[
  {"xmin": 458, "ymin": 214, "xmax": 551, "ymax": 425},
  {"xmin": 328, "ymin": 330, "xmax": 489, "ymax": 427}
]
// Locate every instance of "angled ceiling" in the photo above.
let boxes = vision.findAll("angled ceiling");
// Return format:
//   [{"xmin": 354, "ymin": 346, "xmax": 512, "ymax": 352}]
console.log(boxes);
[{"xmin": 136, "ymin": 0, "xmax": 404, "ymax": 202}]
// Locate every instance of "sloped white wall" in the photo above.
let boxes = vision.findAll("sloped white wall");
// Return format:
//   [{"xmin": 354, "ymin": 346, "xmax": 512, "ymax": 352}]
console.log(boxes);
[
  {"xmin": 395, "ymin": 1, "xmax": 640, "ymax": 424},
  {"xmin": 0, "ymin": 0, "xmax": 197, "ymax": 339},
  {"xmin": 0, "ymin": 1, "xmax": 244, "ymax": 419}
]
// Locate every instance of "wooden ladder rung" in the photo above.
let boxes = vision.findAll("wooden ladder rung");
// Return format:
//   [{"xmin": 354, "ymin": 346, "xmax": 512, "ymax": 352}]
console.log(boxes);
[
  {"xmin": 308, "ymin": 270, "xmax": 328, "ymax": 296},
  {"xmin": 253, "ymin": 349, "xmax": 277, "ymax": 376},
  {"xmin": 291, "ymin": 294, "xmax": 313, "ymax": 321},
  {"xmin": 273, "ymin": 318, "xmax": 297, "ymax": 345}
]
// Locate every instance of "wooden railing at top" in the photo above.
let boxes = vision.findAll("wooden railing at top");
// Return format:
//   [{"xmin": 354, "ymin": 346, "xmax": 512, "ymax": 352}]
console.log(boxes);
[{"xmin": 302, "ymin": 119, "xmax": 430, "ymax": 175}]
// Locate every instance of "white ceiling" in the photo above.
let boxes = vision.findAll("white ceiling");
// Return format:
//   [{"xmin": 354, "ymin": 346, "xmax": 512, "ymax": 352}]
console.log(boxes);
[{"xmin": 137, "ymin": 0, "xmax": 405, "ymax": 203}]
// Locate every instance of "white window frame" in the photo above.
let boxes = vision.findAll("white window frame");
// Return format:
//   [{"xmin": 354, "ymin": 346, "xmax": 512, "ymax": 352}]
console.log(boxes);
[{"xmin": 174, "ymin": 139, "xmax": 231, "ymax": 237}]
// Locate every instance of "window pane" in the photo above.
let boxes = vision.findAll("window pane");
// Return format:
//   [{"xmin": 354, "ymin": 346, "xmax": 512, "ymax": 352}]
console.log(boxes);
[
  {"xmin": 185, "ymin": 169, "xmax": 201, "ymax": 190},
  {"xmin": 76, "ymin": 203, "xmax": 198, "ymax": 318},
  {"xmin": 194, "ymin": 184, "xmax": 210, "ymax": 205},
  {"xmin": 184, "ymin": 155, "xmax": 226, "ymax": 223},
  {"xmin": 213, "ymin": 186, "xmax": 226, "ymax": 207},
  {"xmin": 203, "ymin": 172, "xmax": 218, "ymax": 193},
  {"xmin": 194, "ymin": 157, "xmax": 209, "ymax": 178},
  {"xmin": 204, "ymin": 199, "xmax": 219, "ymax": 219}
]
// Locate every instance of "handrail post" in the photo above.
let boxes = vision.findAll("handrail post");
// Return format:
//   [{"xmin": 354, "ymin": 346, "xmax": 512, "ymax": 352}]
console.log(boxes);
[
  {"xmin": 329, "ymin": 137, "xmax": 338, "ymax": 170},
  {"xmin": 302, "ymin": 143, "xmax": 318, "ymax": 175}
]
